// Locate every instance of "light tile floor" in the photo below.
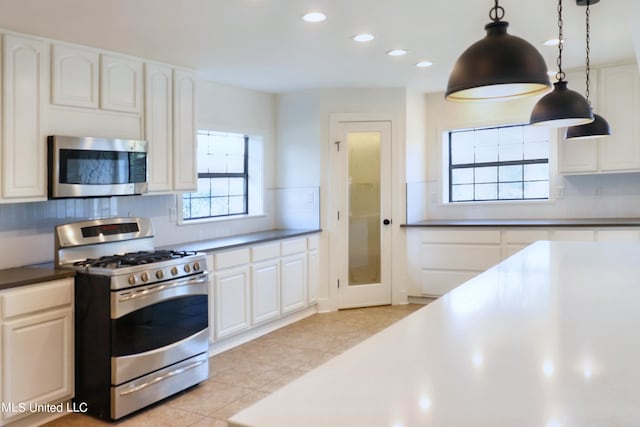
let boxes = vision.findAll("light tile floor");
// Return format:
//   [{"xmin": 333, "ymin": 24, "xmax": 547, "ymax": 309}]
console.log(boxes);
[{"xmin": 44, "ymin": 303, "xmax": 427, "ymax": 427}]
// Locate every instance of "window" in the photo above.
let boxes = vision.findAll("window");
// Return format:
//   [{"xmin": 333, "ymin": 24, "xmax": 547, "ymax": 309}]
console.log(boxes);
[
  {"xmin": 182, "ymin": 130, "xmax": 250, "ymax": 220},
  {"xmin": 447, "ymin": 124, "xmax": 550, "ymax": 203}
]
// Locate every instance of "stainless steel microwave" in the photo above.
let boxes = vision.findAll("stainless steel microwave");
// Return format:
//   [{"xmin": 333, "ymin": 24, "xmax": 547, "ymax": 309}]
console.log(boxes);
[{"xmin": 48, "ymin": 135, "xmax": 148, "ymax": 199}]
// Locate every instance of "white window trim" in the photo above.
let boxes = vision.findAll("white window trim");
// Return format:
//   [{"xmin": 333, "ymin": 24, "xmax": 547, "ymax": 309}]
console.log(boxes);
[
  {"xmin": 441, "ymin": 124, "xmax": 555, "ymax": 205},
  {"xmin": 178, "ymin": 132, "xmax": 264, "ymax": 224}
]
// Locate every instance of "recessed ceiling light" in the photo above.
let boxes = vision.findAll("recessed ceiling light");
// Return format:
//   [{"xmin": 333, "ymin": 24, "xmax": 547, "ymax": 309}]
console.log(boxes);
[
  {"xmin": 302, "ymin": 12, "xmax": 326, "ymax": 22},
  {"xmin": 547, "ymin": 70, "xmax": 557, "ymax": 77},
  {"xmin": 544, "ymin": 38, "xmax": 561, "ymax": 46},
  {"xmin": 386, "ymin": 49, "xmax": 408, "ymax": 57},
  {"xmin": 416, "ymin": 60, "xmax": 433, "ymax": 68},
  {"xmin": 353, "ymin": 33, "xmax": 375, "ymax": 43}
]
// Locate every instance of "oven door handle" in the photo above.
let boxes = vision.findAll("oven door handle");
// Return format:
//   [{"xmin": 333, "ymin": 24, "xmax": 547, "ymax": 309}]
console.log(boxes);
[
  {"xmin": 118, "ymin": 359, "xmax": 207, "ymax": 396},
  {"xmin": 118, "ymin": 273, "xmax": 209, "ymax": 303}
]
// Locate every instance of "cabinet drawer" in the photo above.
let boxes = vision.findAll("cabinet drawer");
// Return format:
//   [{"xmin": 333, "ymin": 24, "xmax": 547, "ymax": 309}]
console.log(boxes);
[
  {"xmin": 504, "ymin": 230, "xmax": 549, "ymax": 244},
  {"xmin": 215, "ymin": 248, "xmax": 250, "ymax": 269},
  {"xmin": 281, "ymin": 238, "xmax": 307, "ymax": 256},
  {"xmin": 2, "ymin": 278, "xmax": 73, "ymax": 319},
  {"xmin": 421, "ymin": 229, "xmax": 501, "ymax": 244},
  {"xmin": 252, "ymin": 243, "xmax": 281, "ymax": 262},
  {"xmin": 420, "ymin": 244, "xmax": 501, "ymax": 271}
]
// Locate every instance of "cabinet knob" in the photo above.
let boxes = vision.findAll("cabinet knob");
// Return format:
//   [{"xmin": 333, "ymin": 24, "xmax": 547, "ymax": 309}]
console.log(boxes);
[{"xmin": 383, "ymin": 219, "xmax": 392, "ymax": 225}]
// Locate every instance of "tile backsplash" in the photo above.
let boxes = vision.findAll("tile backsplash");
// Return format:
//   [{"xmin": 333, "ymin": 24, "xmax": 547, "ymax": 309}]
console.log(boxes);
[
  {"xmin": 407, "ymin": 173, "xmax": 640, "ymax": 222},
  {"xmin": 0, "ymin": 186, "xmax": 320, "ymax": 270}
]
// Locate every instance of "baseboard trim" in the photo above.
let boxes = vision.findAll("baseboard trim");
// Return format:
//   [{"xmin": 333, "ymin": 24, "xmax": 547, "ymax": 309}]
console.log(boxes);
[{"xmin": 208, "ymin": 305, "xmax": 319, "ymax": 356}]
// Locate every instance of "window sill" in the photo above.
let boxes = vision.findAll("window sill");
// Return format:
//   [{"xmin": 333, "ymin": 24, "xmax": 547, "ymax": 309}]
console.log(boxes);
[
  {"xmin": 178, "ymin": 213, "xmax": 267, "ymax": 226},
  {"xmin": 440, "ymin": 198, "xmax": 554, "ymax": 207}
]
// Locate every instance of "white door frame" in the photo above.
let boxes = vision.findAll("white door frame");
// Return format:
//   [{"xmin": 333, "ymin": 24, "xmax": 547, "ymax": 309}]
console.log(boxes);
[{"xmin": 327, "ymin": 113, "xmax": 406, "ymax": 310}]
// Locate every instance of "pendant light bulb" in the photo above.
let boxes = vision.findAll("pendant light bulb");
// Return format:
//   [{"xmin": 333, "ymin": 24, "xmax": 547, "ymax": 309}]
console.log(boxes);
[
  {"xmin": 530, "ymin": 0, "xmax": 593, "ymax": 127},
  {"xmin": 445, "ymin": 1, "xmax": 551, "ymax": 102},
  {"xmin": 565, "ymin": 0, "xmax": 611, "ymax": 139}
]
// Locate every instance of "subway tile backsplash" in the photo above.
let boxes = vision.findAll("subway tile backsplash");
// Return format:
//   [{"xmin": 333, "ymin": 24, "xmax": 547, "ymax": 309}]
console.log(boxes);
[{"xmin": 0, "ymin": 186, "xmax": 320, "ymax": 270}]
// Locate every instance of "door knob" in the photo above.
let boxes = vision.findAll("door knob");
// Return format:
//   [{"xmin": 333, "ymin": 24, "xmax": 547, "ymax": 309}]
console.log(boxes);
[{"xmin": 383, "ymin": 219, "xmax": 391, "ymax": 225}]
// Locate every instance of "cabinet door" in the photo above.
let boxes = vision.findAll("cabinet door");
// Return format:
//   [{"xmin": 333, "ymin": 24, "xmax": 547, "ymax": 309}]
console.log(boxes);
[
  {"xmin": 172, "ymin": 69, "xmax": 197, "ymax": 191},
  {"xmin": 1, "ymin": 308, "xmax": 73, "ymax": 423},
  {"xmin": 144, "ymin": 63, "xmax": 173, "ymax": 192},
  {"xmin": 307, "ymin": 249, "xmax": 319, "ymax": 304},
  {"xmin": 251, "ymin": 260, "xmax": 280, "ymax": 325},
  {"xmin": 281, "ymin": 254, "xmax": 307, "ymax": 314},
  {"xmin": 214, "ymin": 266, "xmax": 250, "ymax": 339},
  {"xmin": 2, "ymin": 34, "xmax": 49, "ymax": 200},
  {"xmin": 206, "ymin": 254, "xmax": 215, "ymax": 343},
  {"xmin": 557, "ymin": 70, "xmax": 598, "ymax": 174},
  {"xmin": 599, "ymin": 64, "xmax": 640, "ymax": 172},
  {"xmin": 51, "ymin": 44, "xmax": 99, "ymax": 108},
  {"xmin": 100, "ymin": 53, "xmax": 143, "ymax": 114}
]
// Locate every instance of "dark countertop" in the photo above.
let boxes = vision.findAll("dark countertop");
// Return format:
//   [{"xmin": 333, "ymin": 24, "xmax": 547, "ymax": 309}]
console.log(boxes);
[
  {"xmin": 402, "ymin": 218, "xmax": 640, "ymax": 227},
  {"xmin": 0, "ymin": 266, "xmax": 75, "ymax": 292},
  {"xmin": 167, "ymin": 228, "xmax": 322, "ymax": 253},
  {"xmin": 0, "ymin": 228, "xmax": 321, "ymax": 291}
]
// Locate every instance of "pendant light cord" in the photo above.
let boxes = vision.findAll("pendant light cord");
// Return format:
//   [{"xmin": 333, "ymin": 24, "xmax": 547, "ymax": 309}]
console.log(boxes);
[
  {"xmin": 489, "ymin": 0, "xmax": 505, "ymax": 22},
  {"xmin": 584, "ymin": 2, "xmax": 591, "ymax": 106},
  {"xmin": 556, "ymin": 0, "xmax": 565, "ymax": 82}
]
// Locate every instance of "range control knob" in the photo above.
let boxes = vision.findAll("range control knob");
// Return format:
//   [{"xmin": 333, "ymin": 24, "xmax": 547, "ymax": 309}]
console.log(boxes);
[
  {"xmin": 171, "ymin": 266, "xmax": 179, "ymax": 276},
  {"xmin": 193, "ymin": 261, "xmax": 201, "ymax": 271},
  {"xmin": 141, "ymin": 272, "xmax": 149, "ymax": 282},
  {"xmin": 156, "ymin": 270, "xmax": 164, "ymax": 280},
  {"xmin": 184, "ymin": 264, "xmax": 191, "ymax": 273},
  {"xmin": 128, "ymin": 274, "xmax": 137, "ymax": 285}
]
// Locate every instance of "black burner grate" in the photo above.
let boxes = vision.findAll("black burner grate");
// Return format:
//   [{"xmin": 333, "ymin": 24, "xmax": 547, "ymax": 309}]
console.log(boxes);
[{"xmin": 74, "ymin": 250, "xmax": 198, "ymax": 269}]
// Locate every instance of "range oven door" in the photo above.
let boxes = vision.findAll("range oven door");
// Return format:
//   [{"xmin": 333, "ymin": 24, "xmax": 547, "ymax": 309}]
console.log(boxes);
[
  {"xmin": 110, "ymin": 272, "xmax": 209, "ymax": 383},
  {"xmin": 109, "ymin": 272, "xmax": 209, "ymax": 419}
]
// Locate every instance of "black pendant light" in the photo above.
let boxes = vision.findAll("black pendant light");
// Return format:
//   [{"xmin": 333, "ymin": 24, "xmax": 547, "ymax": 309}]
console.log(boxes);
[
  {"xmin": 530, "ymin": 0, "xmax": 594, "ymax": 127},
  {"xmin": 445, "ymin": 0, "xmax": 551, "ymax": 102},
  {"xmin": 565, "ymin": 0, "xmax": 611, "ymax": 140}
]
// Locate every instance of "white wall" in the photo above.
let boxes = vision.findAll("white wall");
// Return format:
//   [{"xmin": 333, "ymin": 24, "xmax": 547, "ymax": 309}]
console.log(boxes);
[
  {"xmin": 277, "ymin": 88, "xmax": 409, "ymax": 312},
  {"xmin": 409, "ymin": 89, "xmax": 640, "ymax": 221}
]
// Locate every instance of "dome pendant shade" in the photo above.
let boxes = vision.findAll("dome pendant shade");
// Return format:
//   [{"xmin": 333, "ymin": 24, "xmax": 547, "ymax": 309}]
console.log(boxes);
[
  {"xmin": 565, "ymin": 113, "xmax": 611, "ymax": 140},
  {"xmin": 530, "ymin": 81, "xmax": 594, "ymax": 127},
  {"xmin": 445, "ymin": 21, "xmax": 552, "ymax": 102}
]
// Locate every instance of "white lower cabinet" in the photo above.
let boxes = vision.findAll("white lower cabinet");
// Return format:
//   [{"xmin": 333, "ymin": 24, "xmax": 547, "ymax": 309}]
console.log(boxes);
[
  {"xmin": 0, "ymin": 278, "xmax": 74, "ymax": 425},
  {"xmin": 415, "ymin": 227, "xmax": 640, "ymax": 297},
  {"xmin": 214, "ymin": 265, "xmax": 250, "ymax": 340},
  {"xmin": 251, "ymin": 260, "xmax": 280, "ymax": 325},
  {"xmin": 307, "ymin": 249, "xmax": 319, "ymax": 304},
  {"xmin": 208, "ymin": 235, "xmax": 319, "ymax": 343},
  {"xmin": 281, "ymin": 254, "xmax": 307, "ymax": 314},
  {"xmin": 206, "ymin": 254, "xmax": 215, "ymax": 343}
]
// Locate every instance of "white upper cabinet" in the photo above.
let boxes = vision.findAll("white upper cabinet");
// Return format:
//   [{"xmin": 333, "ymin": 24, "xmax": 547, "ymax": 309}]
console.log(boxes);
[
  {"xmin": 0, "ymin": 28, "xmax": 200, "ymax": 201},
  {"xmin": 557, "ymin": 69, "xmax": 599, "ymax": 174},
  {"xmin": 172, "ymin": 68, "xmax": 198, "ymax": 191},
  {"xmin": 558, "ymin": 64, "xmax": 640, "ymax": 175},
  {"xmin": 598, "ymin": 64, "xmax": 640, "ymax": 172},
  {"xmin": 51, "ymin": 43, "xmax": 99, "ymax": 109},
  {"xmin": 1, "ymin": 33, "xmax": 49, "ymax": 200},
  {"xmin": 144, "ymin": 62, "xmax": 173, "ymax": 192},
  {"xmin": 100, "ymin": 53, "xmax": 143, "ymax": 114}
]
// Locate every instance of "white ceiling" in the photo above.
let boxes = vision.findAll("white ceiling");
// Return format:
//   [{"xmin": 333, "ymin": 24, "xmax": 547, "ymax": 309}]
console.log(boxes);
[{"xmin": 0, "ymin": 0, "xmax": 635, "ymax": 94}]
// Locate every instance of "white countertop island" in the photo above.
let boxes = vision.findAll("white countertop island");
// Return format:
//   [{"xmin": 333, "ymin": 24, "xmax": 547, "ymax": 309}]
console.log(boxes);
[{"xmin": 229, "ymin": 241, "xmax": 640, "ymax": 427}]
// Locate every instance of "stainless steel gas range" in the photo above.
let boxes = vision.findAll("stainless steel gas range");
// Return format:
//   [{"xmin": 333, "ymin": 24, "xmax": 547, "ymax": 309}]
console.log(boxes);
[{"xmin": 55, "ymin": 217, "xmax": 209, "ymax": 420}]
